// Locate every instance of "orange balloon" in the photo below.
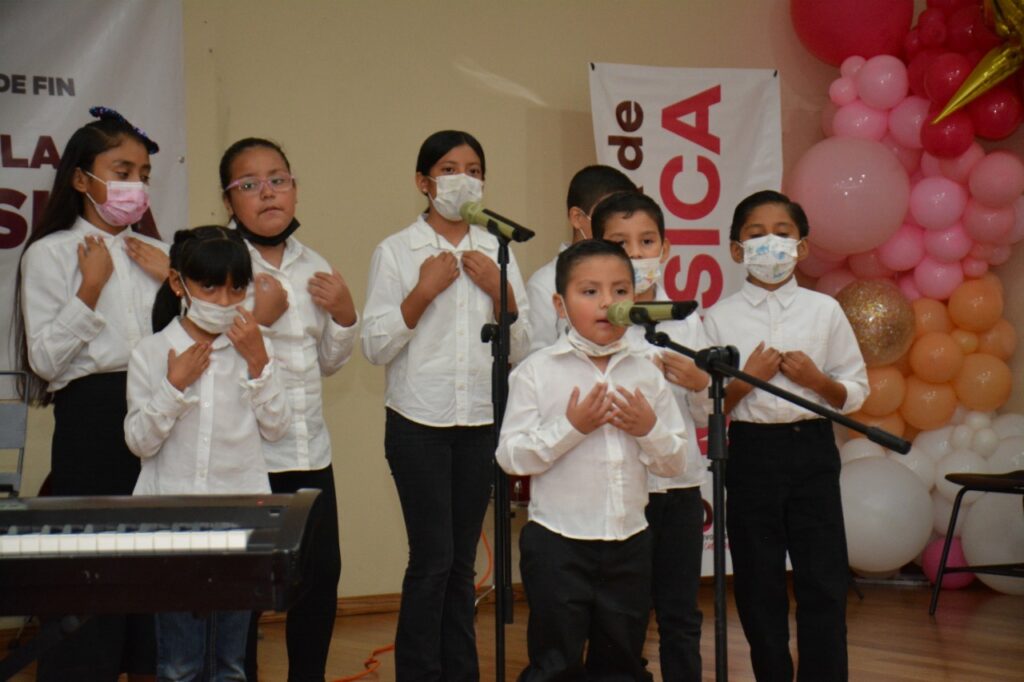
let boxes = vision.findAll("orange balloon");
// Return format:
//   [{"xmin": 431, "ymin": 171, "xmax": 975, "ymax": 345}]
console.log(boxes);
[
  {"xmin": 948, "ymin": 278, "xmax": 1003, "ymax": 332},
  {"xmin": 900, "ymin": 376, "xmax": 958, "ymax": 431},
  {"xmin": 902, "ymin": 424, "xmax": 921, "ymax": 442},
  {"xmin": 951, "ymin": 328, "xmax": 979, "ymax": 355},
  {"xmin": 953, "ymin": 353, "xmax": 1012, "ymax": 412},
  {"xmin": 846, "ymin": 410, "xmax": 905, "ymax": 440},
  {"xmin": 977, "ymin": 319, "xmax": 1018, "ymax": 360},
  {"xmin": 912, "ymin": 298, "xmax": 952, "ymax": 337},
  {"xmin": 980, "ymin": 271, "xmax": 1004, "ymax": 295},
  {"xmin": 862, "ymin": 366, "xmax": 907, "ymax": 417},
  {"xmin": 908, "ymin": 332, "xmax": 965, "ymax": 384}
]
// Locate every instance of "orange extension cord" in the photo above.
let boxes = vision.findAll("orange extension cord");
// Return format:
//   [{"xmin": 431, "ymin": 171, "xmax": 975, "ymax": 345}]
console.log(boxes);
[{"xmin": 330, "ymin": 529, "xmax": 495, "ymax": 681}]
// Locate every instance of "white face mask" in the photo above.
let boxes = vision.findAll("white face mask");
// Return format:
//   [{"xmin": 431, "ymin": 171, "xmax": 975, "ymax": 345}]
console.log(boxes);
[
  {"xmin": 557, "ymin": 295, "xmax": 630, "ymax": 357},
  {"xmin": 631, "ymin": 257, "xmax": 661, "ymax": 294},
  {"xmin": 429, "ymin": 173, "xmax": 483, "ymax": 221},
  {"xmin": 740, "ymin": 235, "xmax": 801, "ymax": 285},
  {"xmin": 180, "ymin": 280, "xmax": 249, "ymax": 335}
]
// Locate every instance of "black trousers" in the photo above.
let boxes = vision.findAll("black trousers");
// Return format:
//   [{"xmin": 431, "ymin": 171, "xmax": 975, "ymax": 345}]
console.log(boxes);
[
  {"xmin": 518, "ymin": 521, "xmax": 652, "ymax": 682},
  {"xmin": 36, "ymin": 372, "xmax": 156, "ymax": 681},
  {"xmin": 646, "ymin": 487, "xmax": 705, "ymax": 681},
  {"xmin": 726, "ymin": 420, "xmax": 849, "ymax": 682},
  {"xmin": 246, "ymin": 465, "xmax": 342, "ymax": 682},
  {"xmin": 384, "ymin": 408, "xmax": 494, "ymax": 682}
]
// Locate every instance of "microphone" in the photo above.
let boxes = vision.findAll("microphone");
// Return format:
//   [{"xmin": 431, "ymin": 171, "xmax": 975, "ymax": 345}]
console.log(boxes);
[
  {"xmin": 460, "ymin": 202, "xmax": 535, "ymax": 243},
  {"xmin": 607, "ymin": 300, "xmax": 699, "ymax": 327}
]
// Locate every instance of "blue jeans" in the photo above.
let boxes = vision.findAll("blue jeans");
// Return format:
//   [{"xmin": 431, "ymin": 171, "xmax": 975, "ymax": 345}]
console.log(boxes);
[{"xmin": 156, "ymin": 611, "xmax": 249, "ymax": 682}]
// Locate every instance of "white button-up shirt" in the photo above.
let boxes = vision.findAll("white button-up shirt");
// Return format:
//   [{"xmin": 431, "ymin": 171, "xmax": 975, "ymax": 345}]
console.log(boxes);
[
  {"xmin": 21, "ymin": 217, "xmax": 168, "ymax": 391},
  {"xmin": 702, "ymin": 278, "xmax": 868, "ymax": 423},
  {"xmin": 525, "ymin": 247, "xmax": 568, "ymax": 355},
  {"xmin": 496, "ymin": 336, "xmax": 688, "ymax": 541},
  {"xmin": 361, "ymin": 216, "xmax": 530, "ymax": 427},
  {"xmin": 244, "ymin": 235, "xmax": 358, "ymax": 472},
  {"xmin": 125, "ymin": 318, "xmax": 291, "ymax": 495}
]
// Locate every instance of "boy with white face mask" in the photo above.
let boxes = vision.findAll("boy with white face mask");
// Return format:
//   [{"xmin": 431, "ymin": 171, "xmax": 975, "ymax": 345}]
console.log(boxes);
[{"xmin": 703, "ymin": 190, "xmax": 868, "ymax": 682}]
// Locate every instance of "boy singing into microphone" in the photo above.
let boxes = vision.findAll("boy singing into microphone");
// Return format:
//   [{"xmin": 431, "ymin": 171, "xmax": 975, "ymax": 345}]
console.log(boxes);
[{"xmin": 497, "ymin": 239, "xmax": 689, "ymax": 680}]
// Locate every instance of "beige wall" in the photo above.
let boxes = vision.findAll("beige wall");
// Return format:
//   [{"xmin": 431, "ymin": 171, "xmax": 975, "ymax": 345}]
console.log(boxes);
[{"xmin": 17, "ymin": 0, "xmax": 1023, "ymax": 599}]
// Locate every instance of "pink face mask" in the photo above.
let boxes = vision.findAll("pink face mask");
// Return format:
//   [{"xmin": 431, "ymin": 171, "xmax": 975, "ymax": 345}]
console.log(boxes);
[{"xmin": 85, "ymin": 171, "xmax": 150, "ymax": 226}]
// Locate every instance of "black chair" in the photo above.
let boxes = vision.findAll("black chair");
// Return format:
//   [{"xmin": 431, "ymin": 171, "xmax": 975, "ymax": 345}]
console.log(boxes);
[{"xmin": 929, "ymin": 470, "xmax": 1024, "ymax": 615}]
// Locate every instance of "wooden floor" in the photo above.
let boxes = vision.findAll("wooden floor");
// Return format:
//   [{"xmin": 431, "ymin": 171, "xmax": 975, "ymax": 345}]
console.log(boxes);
[{"xmin": 6, "ymin": 580, "xmax": 1022, "ymax": 680}]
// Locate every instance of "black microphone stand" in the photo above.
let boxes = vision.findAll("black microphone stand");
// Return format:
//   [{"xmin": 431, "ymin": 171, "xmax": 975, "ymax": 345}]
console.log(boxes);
[{"xmin": 639, "ymin": 312, "xmax": 909, "ymax": 682}]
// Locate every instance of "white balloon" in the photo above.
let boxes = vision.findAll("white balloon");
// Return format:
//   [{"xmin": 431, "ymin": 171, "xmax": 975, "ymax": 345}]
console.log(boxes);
[
  {"xmin": 987, "ymin": 436, "xmax": 1024, "ymax": 474},
  {"xmin": 840, "ymin": 438, "xmax": 886, "ymax": 466},
  {"xmin": 932, "ymin": 489, "xmax": 968, "ymax": 537},
  {"xmin": 841, "ymin": 458, "xmax": 933, "ymax": 573},
  {"xmin": 935, "ymin": 450, "xmax": 990, "ymax": 505},
  {"xmin": 971, "ymin": 428, "xmax": 1000, "ymax": 457},
  {"xmin": 960, "ymin": 491, "xmax": 1024, "ymax": 595},
  {"xmin": 951, "ymin": 425, "xmax": 974, "ymax": 451},
  {"xmin": 914, "ymin": 426, "xmax": 955, "ymax": 462},
  {"xmin": 889, "ymin": 446, "xmax": 936, "ymax": 490},
  {"xmin": 964, "ymin": 411, "xmax": 992, "ymax": 431},
  {"xmin": 991, "ymin": 413, "xmax": 1024, "ymax": 440}
]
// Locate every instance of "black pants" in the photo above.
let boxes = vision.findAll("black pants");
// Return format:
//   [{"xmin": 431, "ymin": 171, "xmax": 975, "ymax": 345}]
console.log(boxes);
[
  {"xmin": 646, "ymin": 487, "xmax": 705, "ymax": 681},
  {"xmin": 518, "ymin": 522, "xmax": 652, "ymax": 682},
  {"xmin": 384, "ymin": 408, "xmax": 494, "ymax": 681},
  {"xmin": 726, "ymin": 420, "xmax": 849, "ymax": 682},
  {"xmin": 246, "ymin": 465, "xmax": 342, "ymax": 682},
  {"xmin": 36, "ymin": 372, "xmax": 156, "ymax": 681}
]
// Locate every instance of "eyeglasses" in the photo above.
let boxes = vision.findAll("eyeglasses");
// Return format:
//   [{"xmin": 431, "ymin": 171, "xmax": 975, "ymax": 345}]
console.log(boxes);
[{"xmin": 225, "ymin": 174, "xmax": 296, "ymax": 195}]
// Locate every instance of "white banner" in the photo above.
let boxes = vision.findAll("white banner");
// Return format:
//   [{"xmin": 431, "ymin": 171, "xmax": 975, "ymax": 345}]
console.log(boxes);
[
  {"xmin": 590, "ymin": 62, "xmax": 783, "ymax": 575},
  {"xmin": 0, "ymin": 0, "xmax": 186, "ymax": 377}
]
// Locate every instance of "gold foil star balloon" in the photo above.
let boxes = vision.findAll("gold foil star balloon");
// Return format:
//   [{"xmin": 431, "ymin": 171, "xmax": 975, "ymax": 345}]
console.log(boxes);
[{"xmin": 933, "ymin": 0, "xmax": 1024, "ymax": 123}]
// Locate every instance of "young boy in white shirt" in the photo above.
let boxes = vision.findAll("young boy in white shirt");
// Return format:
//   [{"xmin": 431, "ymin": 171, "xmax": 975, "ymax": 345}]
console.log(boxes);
[
  {"xmin": 703, "ymin": 190, "xmax": 868, "ymax": 682},
  {"xmin": 497, "ymin": 238, "xmax": 689, "ymax": 680},
  {"xmin": 525, "ymin": 165, "xmax": 636, "ymax": 353}
]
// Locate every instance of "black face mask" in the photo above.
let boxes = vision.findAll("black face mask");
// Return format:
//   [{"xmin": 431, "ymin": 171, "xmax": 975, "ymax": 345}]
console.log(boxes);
[{"xmin": 233, "ymin": 217, "xmax": 301, "ymax": 246}]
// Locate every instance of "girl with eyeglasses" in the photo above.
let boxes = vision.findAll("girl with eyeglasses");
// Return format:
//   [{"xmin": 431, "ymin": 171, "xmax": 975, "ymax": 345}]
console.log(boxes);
[
  {"xmin": 361, "ymin": 130, "xmax": 531, "ymax": 679},
  {"xmin": 219, "ymin": 137, "xmax": 359, "ymax": 682}
]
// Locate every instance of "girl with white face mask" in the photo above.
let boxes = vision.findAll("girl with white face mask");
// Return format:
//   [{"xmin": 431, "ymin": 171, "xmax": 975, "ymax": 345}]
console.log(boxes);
[
  {"xmin": 16, "ymin": 107, "xmax": 170, "ymax": 680},
  {"xmin": 361, "ymin": 130, "xmax": 532, "ymax": 678}
]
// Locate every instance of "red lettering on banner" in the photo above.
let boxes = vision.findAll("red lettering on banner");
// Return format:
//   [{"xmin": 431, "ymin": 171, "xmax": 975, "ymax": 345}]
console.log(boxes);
[
  {"xmin": 0, "ymin": 189, "xmax": 29, "ymax": 249},
  {"xmin": 666, "ymin": 228, "xmax": 718, "ymax": 246},
  {"xmin": 1, "ymin": 136, "xmax": 29, "ymax": 168},
  {"xmin": 608, "ymin": 101, "xmax": 644, "ymax": 170},
  {"xmin": 660, "ymin": 155, "xmax": 720, "ymax": 221},
  {"xmin": 1, "ymin": 135, "xmax": 61, "ymax": 169},
  {"xmin": 662, "ymin": 86, "xmax": 721, "ymax": 154},
  {"xmin": 663, "ymin": 253, "xmax": 723, "ymax": 309}
]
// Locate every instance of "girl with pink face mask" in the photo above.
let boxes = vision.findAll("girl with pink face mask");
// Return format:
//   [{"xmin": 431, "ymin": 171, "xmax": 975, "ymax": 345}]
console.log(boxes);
[{"xmin": 14, "ymin": 107, "xmax": 169, "ymax": 681}]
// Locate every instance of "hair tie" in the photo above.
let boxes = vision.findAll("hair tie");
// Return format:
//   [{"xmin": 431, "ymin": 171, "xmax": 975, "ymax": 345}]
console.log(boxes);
[{"xmin": 88, "ymin": 106, "xmax": 160, "ymax": 153}]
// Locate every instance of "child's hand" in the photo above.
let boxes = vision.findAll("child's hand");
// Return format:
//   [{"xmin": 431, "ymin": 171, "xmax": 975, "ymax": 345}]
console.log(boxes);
[
  {"xmin": 566, "ymin": 383, "xmax": 613, "ymax": 434},
  {"xmin": 780, "ymin": 350, "xmax": 826, "ymax": 391},
  {"xmin": 657, "ymin": 352, "xmax": 710, "ymax": 392},
  {"xmin": 167, "ymin": 342, "xmax": 211, "ymax": 392},
  {"xmin": 416, "ymin": 252, "xmax": 459, "ymax": 301},
  {"xmin": 76, "ymin": 236, "xmax": 114, "ymax": 305},
  {"xmin": 742, "ymin": 341, "xmax": 782, "ymax": 382},
  {"xmin": 227, "ymin": 307, "xmax": 270, "ymax": 378},
  {"xmin": 461, "ymin": 251, "xmax": 501, "ymax": 301},
  {"xmin": 308, "ymin": 269, "xmax": 356, "ymax": 326},
  {"xmin": 124, "ymin": 237, "xmax": 170, "ymax": 283},
  {"xmin": 610, "ymin": 387, "xmax": 657, "ymax": 437},
  {"xmin": 252, "ymin": 273, "xmax": 289, "ymax": 326}
]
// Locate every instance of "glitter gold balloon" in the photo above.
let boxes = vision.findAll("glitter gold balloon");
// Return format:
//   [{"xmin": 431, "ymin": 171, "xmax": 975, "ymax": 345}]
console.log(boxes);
[{"xmin": 836, "ymin": 280, "xmax": 916, "ymax": 367}]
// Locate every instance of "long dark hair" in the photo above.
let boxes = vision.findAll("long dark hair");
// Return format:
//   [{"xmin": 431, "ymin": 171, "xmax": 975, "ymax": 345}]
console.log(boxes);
[
  {"xmin": 13, "ymin": 117, "xmax": 155, "ymax": 406},
  {"xmin": 152, "ymin": 226, "xmax": 254, "ymax": 333}
]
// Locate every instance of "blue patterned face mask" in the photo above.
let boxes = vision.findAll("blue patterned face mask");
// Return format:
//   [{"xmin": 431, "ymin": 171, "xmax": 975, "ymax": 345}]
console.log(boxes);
[{"xmin": 740, "ymin": 235, "xmax": 800, "ymax": 285}]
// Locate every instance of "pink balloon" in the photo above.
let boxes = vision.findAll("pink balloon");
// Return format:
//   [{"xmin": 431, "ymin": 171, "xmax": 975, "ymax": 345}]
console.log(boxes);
[
  {"xmin": 856, "ymin": 55, "xmax": 909, "ymax": 110},
  {"xmin": 920, "ymin": 152, "xmax": 943, "ymax": 177},
  {"xmin": 937, "ymin": 142, "xmax": 985, "ymax": 183},
  {"xmin": 788, "ymin": 137, "xmax": 910, "ymax": 255},
  {"xmin": 833, "ymin": 101, "xmax": 889, "ymax": 140},
  {"xmin": 829, "ymin": 77, "xmax": 859, "ymax": 106},
  {"xmin": 967, "ymin": 150, "xmax": 1024, "ymax": 207},
  {"xmin": 810, "ymin": 242, "xmax": 848, "ymax": 263},
  {"xmin": 880, "ymin": 133, "xmax": 922, "ymax": 174},
  {"xmin": 815, "ymin": 268, "xmax": 857, "ymax": 298},
  {"xmin": 923, "ymin": 223, "xmax": 973, "ymax": 262},
  {"xmin": 989, "ymin": 244, "xmax": 1012, "ymax": 265},
  {"xmin": 962, "ymin": 199, "xmax": 1015, "ymax": 244},
  {"xmin": 962, "ymin": 256, "xmax": 989, "ymax": 277},
  {"xmin": 841, "ymin": 56, "xmax": 867, "ymax": 78},
  {"xmin": 798, "ymin": 250, "xmax": 845, "ymax": 278},
  {"xmin": 921, "ymin": 536, "xmax": 975, "ymax": 589},
  {"xmin": 898, "ymin": 272, "xmax": 922, "ymax": 301},
  {"xmin": 848, "ymin": 250, "xmax": 896, "ymax": 279},
  {"xmin": 888, "ymin": 95, "xmax": 931, "ymax": 148},
  {"xmin": 914, "ymin": 256, "xmax": 964, "ymax": 300},
  {"xmin": 821, "ymin": 99, "xmax": 838, "ymax": 137},
  {"xmin": 970, "ymin": 242, "xmax": 994, "ymax": 260},
  {"xmin": 878, "ymin": 222, "xmax": 926, "ymax": 271},
  {"xmin": 909, "ymin": 176, "xmax": 968, "ymax": 230},
  {"xmin": 1009, "ymin": 196, "xmax": 1024, "ymax": 244}
]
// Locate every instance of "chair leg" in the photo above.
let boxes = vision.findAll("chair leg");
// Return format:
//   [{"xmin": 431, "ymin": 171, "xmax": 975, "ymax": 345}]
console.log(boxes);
[{"xmin": 930, "ymin": 487, "xmax": 969, "ymax": 616}]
